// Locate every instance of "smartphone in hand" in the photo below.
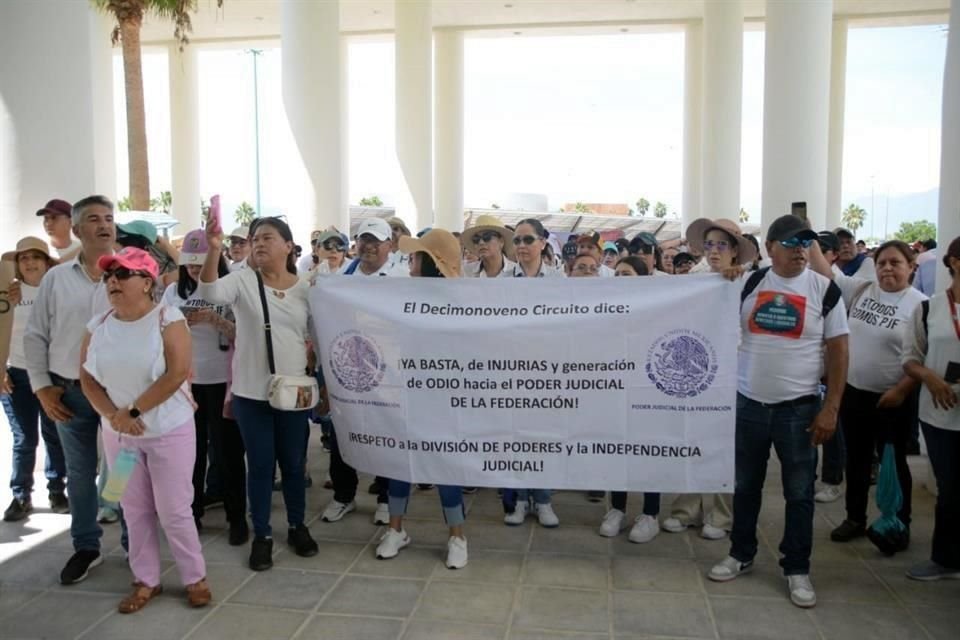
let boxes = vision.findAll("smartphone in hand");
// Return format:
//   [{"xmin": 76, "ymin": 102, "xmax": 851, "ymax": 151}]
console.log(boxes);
[{"xmin": 207, "ymin": 194, "xmax": 222, "ymax": 235}]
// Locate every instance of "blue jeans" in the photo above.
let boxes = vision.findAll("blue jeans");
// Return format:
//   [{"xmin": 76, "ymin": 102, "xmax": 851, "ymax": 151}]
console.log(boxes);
[
  {"xmin": 730, "ymin": 393, "xmax": 819, "ymax": 576},
  {"xmin": 922, "ymin": 422, "xmax": 960, "ymax": 569},
  {"xmin": 388, "ymin": 480, "xmax": 465, "ymax": 526},
  {"xmin": 3, "ymin": 367, "xmax": 66, "ymax": 500},
  {"xmin": 51, "ymin": 374, "xmax": 103, "ymax": 552},
  {"xmin": 231, "ymin": 395, "xmax": 309, "ymax": 538}
]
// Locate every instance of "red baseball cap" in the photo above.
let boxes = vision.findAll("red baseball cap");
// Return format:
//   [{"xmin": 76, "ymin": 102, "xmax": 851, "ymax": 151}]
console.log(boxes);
[
  {"xmin": 36, "ymin": 199, "xmax": 72, "ymax": 217},
  {"xmin": 97, "ymin": 247, "xmax": 159, "ymax": 280}
]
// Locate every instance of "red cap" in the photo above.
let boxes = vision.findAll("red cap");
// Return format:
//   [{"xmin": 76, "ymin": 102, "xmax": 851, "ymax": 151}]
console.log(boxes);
[
  {"xmin": 36, "ymin": 199, "xmax": 72, "ymax": 217},
  {"xmin": 97, "ymin": 247, "xmax": 159, "ymax": 280}
]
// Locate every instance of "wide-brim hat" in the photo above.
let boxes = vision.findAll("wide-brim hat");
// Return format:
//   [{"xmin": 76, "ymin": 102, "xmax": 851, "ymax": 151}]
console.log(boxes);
[
  {"xmin": 686, "ymin": 218, "xmax": 757, "ymax": 265},
  {"xmin": 462, "ymin": 215, "xmax": 515, "ymax": 260},
  {"xmin": 399, "ymin": 230, "xmax": 462, "ymax": 278},
  {"xmin": 2, "ymin": 236, "xmax": 59, "ymax": 264}
]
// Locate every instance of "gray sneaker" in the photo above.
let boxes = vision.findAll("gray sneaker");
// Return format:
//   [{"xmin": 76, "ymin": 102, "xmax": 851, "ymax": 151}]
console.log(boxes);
[
  {"xmin": 787, "ymin": 574, "xmax": 817, "ymax": 608},
  {"xmin": 906, "ymin": 561, "xmax": 960, "ymax": 581},
  {"xmin": 708, "ymin": 556, "xmax": 754, "ymax": 582}
]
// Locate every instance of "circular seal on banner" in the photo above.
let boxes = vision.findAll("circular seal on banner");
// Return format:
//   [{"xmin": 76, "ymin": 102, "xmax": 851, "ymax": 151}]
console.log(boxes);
[
  {"xmin": 329, "ymin": 331, "xmax": 386, "ymax": 393},
  {"xmin": 645, "ymin": 329, "xmax": 718, "ymax": 398}
]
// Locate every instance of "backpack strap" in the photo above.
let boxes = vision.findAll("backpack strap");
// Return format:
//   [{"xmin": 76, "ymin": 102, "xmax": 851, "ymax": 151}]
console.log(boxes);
[
  {"xmin": 739, "ymin": 266, "xmax": 770, "ymax": 309},
  {"xmin": 343, "ymin": 258, "xmax": 361, "ymax": 275},
  {"xmin": 921, "ymin": 299, "xmax": 930, "ymax": 337},
  {"xmin": 822, "ymin": 280, "xmax": 842, "ymax": 318}
]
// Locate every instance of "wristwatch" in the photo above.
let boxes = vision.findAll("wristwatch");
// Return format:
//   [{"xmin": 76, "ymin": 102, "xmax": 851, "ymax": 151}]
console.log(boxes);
[{"xmin": 128, "ymin": 404, "xmax": 142, "ymax": 419}]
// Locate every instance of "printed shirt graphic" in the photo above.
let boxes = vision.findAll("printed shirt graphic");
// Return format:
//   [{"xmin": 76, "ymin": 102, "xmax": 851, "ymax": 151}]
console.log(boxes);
[{"xmin": 748, "ymin": 291, "xmax": 807, "ymax": 339}]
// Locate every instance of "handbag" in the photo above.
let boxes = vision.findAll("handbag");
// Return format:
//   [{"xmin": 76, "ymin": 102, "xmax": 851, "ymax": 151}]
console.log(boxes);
[{"xmin": 255, "ymin": 271, "xmax": 319, "ymax": 411}]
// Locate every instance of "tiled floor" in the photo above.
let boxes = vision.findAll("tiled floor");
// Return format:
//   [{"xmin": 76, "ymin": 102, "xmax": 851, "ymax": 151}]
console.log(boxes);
[{"xmin": 0, "ymin": 430, "xmax": 957, "ymax": 640}]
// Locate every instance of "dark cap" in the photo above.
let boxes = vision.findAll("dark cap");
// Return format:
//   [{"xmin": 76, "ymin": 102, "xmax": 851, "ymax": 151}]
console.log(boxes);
[
  {"xmin": 36, "ymin": 199, "xmax": 72, "ymax": 217},
  {"xmin": 628, "ymin": 231, "xmax": 658, "ymax": 254},
  {"xmin": 561, "ymin": 241, "xmax": 578, "ymax": 260},
  {"xmin": 575, "ymin": 231, "xmax": 601, "ymax": 248},
  {"xmin": 833, "ymin": 227, "xmax": 855, "ymax": 240},
  {"xmin": 672, "ymin": 252, "xmax": 696, "ymax": 267},
  {"xmin": 817, "ymin": 231, "xmax": 840, "ymax": 253},
  {"xmin": 767, "ymin": 215, "xmax": 817, "ymax": 243}
]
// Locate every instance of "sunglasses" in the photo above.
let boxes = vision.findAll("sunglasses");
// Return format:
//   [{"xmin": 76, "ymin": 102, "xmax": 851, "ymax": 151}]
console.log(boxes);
[
  {"xmin": 102, "ymin": 267, "xmax": 151, "ymax": 282},
  {"xmin": 512, "ymin": 235, "xmax": 540, "ymax": 246},
  {"xmin": 780, "ymin": 237, "xmax": 815, "ymax": 249},
  {"xmin": 322, "ymin": 241, "xmax": 345, "ymax": 251},
  {"xmin": 704, "ymin": 240, "xmax": 731, "ymax": 252},
  {"xmin": 472, "ymin": 231, "xmax": 501, "ymax": 244}
]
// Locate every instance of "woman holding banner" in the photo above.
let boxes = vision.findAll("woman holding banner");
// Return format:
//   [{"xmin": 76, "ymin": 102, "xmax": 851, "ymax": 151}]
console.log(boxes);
[
  {"xmin": 503, "ymin": 219, "xmax": 565, "ymax": 279},
  {"xmin": 462, "ymin": 215, "xmax": 516, "ymax": 278},
  {"xmin": 374, "ymin": 229, "xmax": 471, "ymax": 569}
]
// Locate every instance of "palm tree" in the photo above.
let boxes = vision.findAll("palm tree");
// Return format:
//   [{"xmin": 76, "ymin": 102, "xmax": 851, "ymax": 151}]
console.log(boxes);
[
  {"xmin": 841, "ymin": 203, "xmax": 867, "ymax": 234},
  {"xmin": 92, "ymin": 0, "xmax": 222, "ymax": 210}
]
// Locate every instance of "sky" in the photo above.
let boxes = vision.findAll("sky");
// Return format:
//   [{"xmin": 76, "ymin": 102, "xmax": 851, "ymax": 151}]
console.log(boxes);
[{"xmin": 114, "ymin": 23, "xmax": 947, "ymax": 233}]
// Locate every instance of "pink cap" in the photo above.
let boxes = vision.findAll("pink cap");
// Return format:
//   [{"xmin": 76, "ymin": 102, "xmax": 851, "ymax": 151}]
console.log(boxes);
[
  {"xmin": 97, "ymin": 247, "xmax": 159, "ymax": 280},
  {"xmin": 179, "ymin": 229, "xmax": 209, "ymax": 265}
]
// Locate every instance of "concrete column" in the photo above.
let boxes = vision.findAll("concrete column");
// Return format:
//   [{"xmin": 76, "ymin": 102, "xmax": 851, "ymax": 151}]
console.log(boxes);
[
  {"xmin": 760, "ymin": 0, "xmax": 833, "ymax": 233},
  {"xmin": 937, "ymin": 0, "xmax": 960, "ymax": 291},
  {"xmin": 434, "ymin": 29, "xmax": 464, "ymax": 232},
  {"xmin": 681, "ymin": 22, "xmax": 702, "ymax": 234},
  {"xmin": 281, "ymin": 0, "xmax": 347, "ymax": 237},
  {"xmin": 89, "ymin": 10, "xmax": 117, "ymax": 200},
  {"xmin": 825, "ymin": 19, "xmax": 848, "ymax": 230},
  {"xmin": 700, "ymin": 1, "xmax": 743, "ymax": 224},
  {"xmin": 169, "ymin": 43, "xmax": 201, "ymax": 232},
  {"xmin": 395, "ymin": 0, "xmax": 433, "ymax": 232}
]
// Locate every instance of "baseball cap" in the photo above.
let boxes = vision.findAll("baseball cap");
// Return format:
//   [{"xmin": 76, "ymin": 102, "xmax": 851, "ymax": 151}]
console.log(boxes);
[
  {"xmin": 561, "ymin": 241, "xmax": 578, "ymax": 261},
  {"xmin": 387, "ymin": 217, "xmax": 411, "ymax": 236},
  {"xmin": 602, "ymin": 241, "xmax": 618, "ymax": 253},
  {"xmin": 97, "ymin": 247, "xmax": 159, "ymax": 280},
  {"xmin": 575, "ymin": 231, "xmax": 601, "ymax": 248},
  {"xmin": 767, "ymin": 215, "xmax": 818, "ymax": 243},
  {"xmin": 117, "ymin": 220, "xmax": 158, "ymax": 245},
  {"xmin": 228, "ymin": 226, "xmax": 250, "ymax": 240},
  {"xmin": 816, "ymin": 231, "xmax": 840, "ymax": 253},
  {"xmin": 672, "ymin": 251, "xmax": 696, "ymax": 268},
  {"xmin": 179, "ymin": 229, "xmax": 209, "ymax": 265},
  {"xmin": 628, "ymin": 232, "xmax": 658, "ymax": 254},
  {"xmin": 354, "ymin": 217, "xmax": 392, "ymax": 241},
  {"xmin": 833, "ymin": 227, "xmax": 855, "ymax": 240},
  {"xmin": 35, "ymin": 199, "xmax": 72, "ymax": 218},
  {"xmin": 317, "ymin": 230, "xmax": 349, "ymax": 248}
]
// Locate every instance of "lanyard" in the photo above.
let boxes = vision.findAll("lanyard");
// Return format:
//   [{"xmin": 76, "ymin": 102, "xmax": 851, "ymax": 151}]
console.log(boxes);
[{"xmin": 947, "ymin": 289, "xmax": 960, "ymax": 341}]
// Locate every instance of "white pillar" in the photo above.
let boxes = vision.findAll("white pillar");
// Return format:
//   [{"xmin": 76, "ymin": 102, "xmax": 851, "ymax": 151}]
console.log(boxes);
[
  {"xmin": 937, "ymin": 0, "xmax": 960, "ymax": 291},
  {"xmin": 169, "ymin": 43, "xmax": 201, "ymax": 233},
  {"xmin": 281, "ymin": 0, "xmax": 347, "ymax": 237},
  {"xmin": 395, "ymin": 0, "xmax": 433, "ymax": 232},
  {"xmin": 700, "ymin": 1, "xmax": 743, "ymax": 224},
  {"xmin": 681, "ymin": 22, "xmax": 702, "ymax": 234},
  {"xmin": 825, "ymin": 19, "xmax": 848, "ymax": 230},
  {"xmin": 434, "ymin": 29, "xmax": 464, "ymax": 232},
  {"xmin": 760, "ymin": 0, "xmax": 833, "ymax": 234},
  {"xmin": 89, "ymin": 10, "xmax": 117, "ymax": 200}
]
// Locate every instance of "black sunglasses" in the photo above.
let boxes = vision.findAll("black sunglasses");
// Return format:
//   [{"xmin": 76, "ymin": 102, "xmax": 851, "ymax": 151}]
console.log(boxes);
[
  {"xmin": 102, "ymin": 267, "xmax": 150, "ymax": 282},
  {"xmin": 473, "ymin": 231, "xmax": 501, "ymax": 244},
  {"xmin": 322, "ymin": 241, "xmax": 345, "ymax": 251},
  {"xmin": 512, "ymin": 235, "xmax": 539, "ymax": 246}
]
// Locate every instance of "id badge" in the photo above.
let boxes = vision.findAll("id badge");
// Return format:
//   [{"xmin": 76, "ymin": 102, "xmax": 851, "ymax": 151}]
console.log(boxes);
[{"xmin": 101, "ymin": 447, "xmax": 138, "ymax": 503}]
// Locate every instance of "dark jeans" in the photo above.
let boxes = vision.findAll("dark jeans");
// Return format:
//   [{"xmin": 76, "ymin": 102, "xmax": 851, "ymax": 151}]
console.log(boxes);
[
  {"xmin": 820, "ymin": 414, "xmax": 846, "ymax": 486},
  {"xmin": 922, "ymin": 422, "xmax": 960, "ymax": 569},
  {"xmin": 3, "ymin": 367, "xmax": 66, "ymax": 500},
  {"xmin": 730, "ymin": 393, "xmax": 819, "ymax": 576},
  {"xmin": 192, "ymin": 383, "xmax": 246, "ymax": 524},
  {"xmin": 328, "ymin": 420, "xmax": 388, "ymax": 505},
  {"xmin": 231, "ymin": 395, "xmax": 308, "ymax": 538},
  {"xmin": 611, "ymin": 491, "xmax": 661, "ymax": 516},
  {"xmin": 840, "ymin": 384, "xmax": 913, "ymax": 526}
]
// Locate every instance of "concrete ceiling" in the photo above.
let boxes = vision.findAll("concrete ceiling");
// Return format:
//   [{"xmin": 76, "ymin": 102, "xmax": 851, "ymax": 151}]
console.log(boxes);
[{"xmin": 138, "ymin": 0, "xmax": 950, "ymax": 44}]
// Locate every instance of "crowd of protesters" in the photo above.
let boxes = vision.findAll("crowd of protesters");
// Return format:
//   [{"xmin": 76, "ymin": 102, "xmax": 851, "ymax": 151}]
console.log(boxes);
[{"xmin": 2, "ymin": 194, "xmax": 958, "ymax": 615}]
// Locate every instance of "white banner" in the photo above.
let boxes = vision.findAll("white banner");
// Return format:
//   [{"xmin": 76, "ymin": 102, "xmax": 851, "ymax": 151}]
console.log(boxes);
[{"xmin": 311, "ymin": 276, "xmax": 739, "ymax": 492}]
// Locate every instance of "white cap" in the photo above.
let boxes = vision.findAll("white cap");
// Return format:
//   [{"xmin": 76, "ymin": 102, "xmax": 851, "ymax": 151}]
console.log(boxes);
[
  {"xmin": 353, "ymin": 217, "xmax": 391, "ymax": 242},
  {"xmin": 229, "ymin": 226, "xmax": 250, "ymax": 240}
]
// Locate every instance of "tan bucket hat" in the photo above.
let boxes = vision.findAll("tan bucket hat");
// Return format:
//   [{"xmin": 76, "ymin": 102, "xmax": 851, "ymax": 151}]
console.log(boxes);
[
  {"xmin": 399, "ymin": 229, "xmax": 463, "ymax": 278},
  {"xmin": 2, "ymin": 236, "xmax": 58, "ymax": 264},
  {"xmin": 462, "ymin": 214, "xmax": 515, "ymax": 260}
]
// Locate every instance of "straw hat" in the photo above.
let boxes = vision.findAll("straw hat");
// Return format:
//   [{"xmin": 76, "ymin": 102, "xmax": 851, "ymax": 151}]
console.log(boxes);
[
  {"xmin": 462, "ymin": 214, "xmax": 515, "ymax": 260},
  {"xmin": 685, "ymin": 218, "xmax": 757, "ymax": 265},
  {"xmin": 2, "ymin": 236, "xmax": 58, "ymax": 264},
  {"xmin": 398, "ymin": 229, "xmax": 463, "ymax": 278}
]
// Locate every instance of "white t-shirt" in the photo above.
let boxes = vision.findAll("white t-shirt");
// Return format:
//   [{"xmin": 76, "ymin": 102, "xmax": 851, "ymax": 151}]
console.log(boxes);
[
  {"xmin": 738, "ymin": 269, "xmax": 849, "ymax": 403},
  {"xmin": 296, "ymin": 253, "xmax": 315, "ymax": 274},
  {"xmin": 336, "ymin": 258, "xmax": 409, "ymax": 277},
  {"xmin": 503, "ymin": 262, "xmax": 566, "ymax": 278},
  {"xmin": 902, "ymin": 294, "xmax": 960, "ymax": 431},
  {"xmin": 834, "ymin": 273, "xmax": 927, "ymax": 393},
  {"xmin": 839, "ymin": 256, "xmax": 877, "ymax": 282},
  {"xmin": 196, "ymin": 268, "xmax": 311, "ymax": 401},
  {"xmin": 83, "ymin": 305, "xmax": 195, "ymax": 437},
  {"xmin": 467, "ymin": 257, "xmax": 516, "ymax": 278},
  {"xmin": 51, "ymin": 238, "xmax": 82, "ymax": 261},
  {"xmin": 229, "ymin": 260, "xmax": 248, "ymax": 273},
  {"xmin": 599, "ymin": 264, "xmax": 615, "ymax": 278},
  {"xmin": 161, "ymin": 284, "xmax": 232, "ymax": 385},
  {"xmin": 7, "ymin": 283, "xmax": 38, "ymax": 370}
]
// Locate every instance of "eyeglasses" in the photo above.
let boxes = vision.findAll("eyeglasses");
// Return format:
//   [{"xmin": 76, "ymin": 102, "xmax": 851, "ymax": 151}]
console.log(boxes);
[
  {"xmin": 780, "ymin": 237, "xmax": 815, "ymax": 249},
  {"xmin": 512, "ymin": 235, "xmax": 539, "ymax": 246},
  {"xmin": 102, "ymin": 267, "xmax": 150, "ymax": 282},
  {"xmin": 573, "ymin": 264, "xmax": 599, "ymax": 274},
  {"xmin": 704, "ymin": 240, "xmax": 731, "ymax": 252},
  {"xmin": 472, "ymin": 231, "xmax": 501, "ymax": 244},
  {"xmin": 322, "ymin": 241, "xmax": 345, "ymax": 251}
]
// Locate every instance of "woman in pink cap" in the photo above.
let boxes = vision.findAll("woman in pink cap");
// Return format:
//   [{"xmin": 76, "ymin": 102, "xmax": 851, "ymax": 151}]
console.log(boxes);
[{"xmin": 78, "ymin": 247, "xmax": 210, "ymax": 613}]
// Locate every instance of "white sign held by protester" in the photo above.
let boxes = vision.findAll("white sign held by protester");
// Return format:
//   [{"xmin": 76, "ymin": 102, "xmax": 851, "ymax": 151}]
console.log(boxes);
[{"xmin": 311, "ymin": 277, "xmax": 739, "ymax": 491}]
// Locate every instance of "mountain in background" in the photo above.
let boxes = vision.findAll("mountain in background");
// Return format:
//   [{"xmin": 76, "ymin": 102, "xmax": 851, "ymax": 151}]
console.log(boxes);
[{"xmin": 845, "ymin": 187, "xmax": 940, "ymax": 240}]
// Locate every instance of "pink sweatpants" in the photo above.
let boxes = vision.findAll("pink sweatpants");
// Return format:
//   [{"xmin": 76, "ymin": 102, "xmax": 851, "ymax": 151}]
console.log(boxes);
[{"xmin": 102, "ymin": 420, "xmax": 206, "ymax": 587}]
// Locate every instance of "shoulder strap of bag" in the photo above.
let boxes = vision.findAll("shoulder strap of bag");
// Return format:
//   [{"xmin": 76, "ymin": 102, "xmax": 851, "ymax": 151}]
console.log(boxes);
[
  {"xmin": 344, "ymin": 258, "xmax": 361, "ymax": 275},
  {"xmin": 822, "ymin": 280, "xmax": 842, "ymax": 318},
  {"xmin": 255, "ymin": 271, "xmax": 277, "ymax": 375},
  {"xmin": 921, "ymin": 299, "xmax": 930, "ymax": 337},
  {"xmin": 740, "ymin": 266, "xmax": 770, "ymax": 308}
]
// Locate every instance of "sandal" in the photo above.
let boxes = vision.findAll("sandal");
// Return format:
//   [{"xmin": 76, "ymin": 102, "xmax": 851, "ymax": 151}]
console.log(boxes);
[
  {"xmin": 118, "ymin": 581, "xmax": 162, "ymax": 614},
  {"xmin": 186, "ymin": 578, "xmax": 212, "ymax": 608}
]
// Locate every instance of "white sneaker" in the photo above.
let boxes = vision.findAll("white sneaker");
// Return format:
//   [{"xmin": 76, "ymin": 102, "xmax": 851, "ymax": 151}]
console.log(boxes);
[
  {"xmin": 503, "ymin": 501, "xmax": 529, "ymax": 526},
  {"xmin": 700, "ymin": 523, "xmax": 727, "ymax": 540},
  {"xmin": 814, "ymin": 484, "xmax": 843, "ymax": 503},
  {"xmin": 707, "ymin": 556, "xmax": 754, "ymax": 582},
  {"xmin": 787, "ymin": 574, "xmax": 817, "ymax": 608},
  {"xmin": 534, "ymin": 503, "xmax": 560, "ymax": 528},
  {"xmin": 661, "ymin": 517, "xmax": 687, "ymax": 533},
  {"xmin": 321, "ymin": 499, "xmax": 356, "ymax": 523},
  {"xmin": 373, "ymin": 503, "xmax": 390, "ymax": 525},
  {"xmin": 628, "ymin": 514, "xmax": 660, "ymax": 544},
  {"xmin": 598, "ymin": 509, "xmax": 627, "ymax": 537},
  {"xmin": 446, "ymin": 536, "xmax": 468, "ymax": 569},
  {"xmin": 375, "ymin": 528, "xmax": 410, "ymax": 559}
]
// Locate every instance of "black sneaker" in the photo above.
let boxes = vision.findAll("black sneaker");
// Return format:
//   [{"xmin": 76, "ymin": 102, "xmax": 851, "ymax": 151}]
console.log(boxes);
[
  {"xmin": 229, "ymin": 519, "xmax": 250, "ymax": 546},
  {"xmin": 287, "ymin": 524, "xmax": 319, "ymax": 557},
  {"xmin": 3, "ymin": 497, "xmax": 33, "ymax": 522},
  {"xmin": 60, "ymin": 549, "xmax": 103, "ymax": 584},
  {"xmin": 48, "ymin": 492, "xmax": 69, "ymax": 514},
  {"xmin": 368, "ymin": 480, "xmax": 382, "ymax": 495},
  {"xmin": 202, "ymin": 494, "xmax": 224, "ymax": 510},
  {"xmin": 416, "ymin": 484, "xmax": 435, "ymax": 491},
  {"xmin": 249, "ymin": 536, "xmax": 274, "ymax": 571},
  {"xmin": 830, "ymin": 519, "xmax": 866, "ymax": 542},
  {"xmin": 587, "ymin": 490, "xmax": 604, "ymax": 503}
]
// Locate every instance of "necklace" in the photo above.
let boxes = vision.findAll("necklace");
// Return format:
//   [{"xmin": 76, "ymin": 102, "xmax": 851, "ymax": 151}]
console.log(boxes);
[
  {"xmin": 77, "ymin": 254, "xmax": 99, "ymax": 283},
  {"xmin": 271, "ymin": 289, "xmax": 286, "ymax": 300}
]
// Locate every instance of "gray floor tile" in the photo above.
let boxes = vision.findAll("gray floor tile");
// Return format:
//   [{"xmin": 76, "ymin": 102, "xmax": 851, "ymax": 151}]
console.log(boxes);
[
  {"xmin": 612, "ymin": 591, "xmax": 714, "ymax": 638},
  {"xmin": 610, "ymin": 529, "xmax": 694, "ymax": 558},
  {"xmin": 309, "ymin": 511, "xmax": 382, "ymax": 543},
  {"xmin": 699, "ymin": 559, "xmax": 793, "ymax": 600},
  {"xmin": 428, "ymin": 549, "xmax": 523, "ymax": 584},
  {"xmin": 464, "ymin": 521, "xmax": 532, "ymax": 552},
  {"xmin": 611, "ymin": 555, "xmax": 701, "ymax": 593},
  {"xmin": 81, "ymin": 597, "xmax": 210, "ymax": 640},
  {"xmin": 511, "ymin": 632, "xmax": 608, "ymax": 640},
  {"xmin": 191, "ymin": 603, "xmax": 308, "ymax": 640},
  {"xmin": 351, "ymin": 545, "xmax": 443, "ymax": 579},
  {"xmin": 51, "ymin": 556, "xmax": 137, "ymax": 595},
  {"xmin": 0, "ymin": 550, "xmax": 71, "ymax": 588},
  {"xmin": 414, "ymin": 580, "xmax": 515, "ymax": 625},
  {"xmin": 203, "ymin": 562, "xmax": 257, "ymax": 598},
  {"xmin": 299, "ymin": 614, "xmax": 404, "ymax": 640},
  {"xmin": 524, "ymin": 553, "xmax": 609, "ymax": 590},
  {"xmin": 910, "ymin": 604, "xmax": 960, "ymax": 640},
  {"xmin": 529, "ymin": 525, "xmax": 609, "ymax": 556},
  {"xmin": 402, "ymin": 619, "xmax": 505, "ymax": 640},
  {"xmin": 403, "ymin": 518, "xmax": 459, "ymax": 548},
  {"xmin": 513, "ymin": 586, "xmax": 609, "ymax": 633},
  {"xmin": 813, "ymin": 602, "xmax": 928, "ymax": 640},
  {"xmin": 0, "ymin": 587, "xmax": 43, "ymax": 619},
  {"xmin": 320, "ymin": 576, "xmax": 425, "ymax": 617},
  {"xmin": 808, "ymin": 563, "xmax": 896, "ymax": 604},
  {"xmin": 875, "ymin": 566, "xmax": 960, "ymax": 607},
  {"xmin": 710, "ymin": 596, "xmax": 819, "ymax": 640},
  {"xmin": 273, "ymin": 540, "xmax": 367, "ymax": 574},
  {"xmin": 3, "ymin": 591, "xmax": 117, "ymax": 639},
  {"xmin": 227, "ymin": 567, "xmax": 338, "ymax": 610}
]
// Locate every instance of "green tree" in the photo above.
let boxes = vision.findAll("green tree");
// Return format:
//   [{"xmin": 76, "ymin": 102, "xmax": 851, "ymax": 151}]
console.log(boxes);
[
  {"xmin": 653, "ymin": 202, "xmax": 667, "ymax": 219},
  {"xmin": 235, "ymin": 201, "xmax": 257, "ymax": 226},
  {"xmin": 894, "ymin": 220, "xmax": 937, "ymax": 244},
  {"xmin": 841, "ymin": 203, "xmax": 867, "ymax": 234},
  {"xmin": 358, "ymin": 195, "xmax": 383, "ymax": 207},
  {"xmin": 150, "ymin": 190, "xmax": 172, "ymax": 213},
  {"xmin": 635, "ymin": 198, "xmax": 650, "ymax": 217},
  {"xmin": 739, "ymin": 208, "xmax": 749, "ymax": 223},
  {"xmin": 117, "ymin": 196, "xmax": 133, "ymax": 212},
  {"xmin": 92, "ymin": 0, "xmax": 223, "ymax": 210},
  {"xmin": 573, "ymin": 202, "xmax": 591, "ymax": 214}
]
